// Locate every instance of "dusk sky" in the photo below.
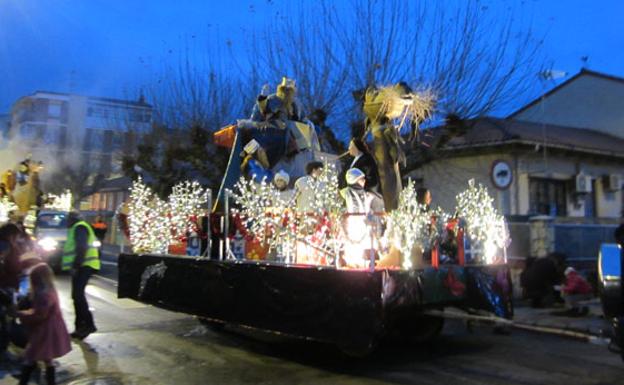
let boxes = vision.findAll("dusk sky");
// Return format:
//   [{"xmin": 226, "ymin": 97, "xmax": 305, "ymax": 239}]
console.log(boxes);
[{"xmin": 1, "ymin": 0, "xmax": 622, "ymax": 115}]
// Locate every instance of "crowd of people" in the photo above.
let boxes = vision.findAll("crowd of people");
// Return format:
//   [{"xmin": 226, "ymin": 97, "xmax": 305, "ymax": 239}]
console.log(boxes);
[{"xmin": 0, "ymin": 211, "xmax": 102, "ymax": 384}]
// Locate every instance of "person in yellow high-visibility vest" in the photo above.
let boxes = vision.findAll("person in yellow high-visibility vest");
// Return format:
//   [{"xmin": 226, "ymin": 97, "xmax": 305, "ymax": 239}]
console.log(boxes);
[{"xmin": 62, "ymin": 212, "xmax": 100, "ymax": 340}]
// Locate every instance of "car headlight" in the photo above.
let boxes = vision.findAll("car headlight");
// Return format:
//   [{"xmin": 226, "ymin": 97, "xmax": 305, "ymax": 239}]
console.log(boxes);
[{"xmin": 38, "ymin": 237, "xmax": 59, "ymax": 252}]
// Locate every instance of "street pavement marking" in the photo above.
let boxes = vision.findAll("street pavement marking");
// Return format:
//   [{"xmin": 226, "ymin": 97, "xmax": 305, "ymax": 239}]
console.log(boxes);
[{"xmin": 86, "ymin": 284, "xmax": 147, "ymax": 309}]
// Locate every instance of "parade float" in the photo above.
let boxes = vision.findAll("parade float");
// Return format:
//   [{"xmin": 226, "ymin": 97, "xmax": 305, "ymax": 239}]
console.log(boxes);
[{"xmin": 117, "ymin": 79, "xmax": 513, "ymax": 355}]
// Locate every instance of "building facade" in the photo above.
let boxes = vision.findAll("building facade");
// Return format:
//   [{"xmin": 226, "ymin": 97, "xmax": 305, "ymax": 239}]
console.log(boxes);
[
  {"xmin": 406, "ymin": 70, "xmax": 624, "ymax": 261},
  {"xmin": 0, "ymin": 114, "xmax": 9, "ymax": 145},
  {"xmin": 509, "ymin": 69, "xmax": 624, "ymax": 139},
  {"xmin": 8, "ymin": 91, "xmax": 152, "ymax": 174},
  {"xmin": 408, "ymin": 118, "xmax": 624, "ymax": 221}
]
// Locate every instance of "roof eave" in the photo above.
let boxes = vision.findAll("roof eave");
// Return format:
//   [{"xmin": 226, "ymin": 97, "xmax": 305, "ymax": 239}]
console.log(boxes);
[{"xmin": 439, "ymin": 139, "xmax": 624, "ymax": 159}]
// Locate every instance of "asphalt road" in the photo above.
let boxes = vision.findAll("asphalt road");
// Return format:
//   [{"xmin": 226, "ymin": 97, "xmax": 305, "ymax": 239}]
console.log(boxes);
[{"xmin": 24, "ymin": 250, "xmax": 623, "ymax": 385}]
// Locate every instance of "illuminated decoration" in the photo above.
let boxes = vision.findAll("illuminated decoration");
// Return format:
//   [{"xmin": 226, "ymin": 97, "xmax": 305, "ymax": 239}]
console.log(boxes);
[
  {"xmin": 298, "ymin": 163, "xmax": 344, "ymax": 264},
  {"xmin": 127, "ymin": 179, "xmax": 211, "ymax": 254},
  {"xmin": 231, "ymin": 163, "xmax": 344, "ymax": 263},
  {"xmin": 127, "ymin": 178, "xmax": 170, "ymax": 254},
  {"xmin": 168, "ymin": 181, "xmax": 210, "ymax": 242},
  {"xmin": 454, "ymin": 179, "xmax": 509, "ymax": 264},
  {"xmin": 384, "ymin": 180, "xmax": 437, "ymax": 269},
  {"xmin": 306, "ymin": 163, "xmax": 342, "ymax": 217},
  {"xmin": 231, "ymin": 177, "xmax": 289, "ymax": 252},
  {"xmin": 45, "ymin": 190, "xmax": 73, "ymax": 212},
  {"xmin": 0, "ymin": 197, "xmax": 18, "ymax": 223}
]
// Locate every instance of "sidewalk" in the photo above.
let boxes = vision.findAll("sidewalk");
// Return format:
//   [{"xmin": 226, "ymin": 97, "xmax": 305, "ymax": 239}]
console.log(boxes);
[{"xmin": 513, "ymin": 298, "xmax": 611, "ymax": 339}]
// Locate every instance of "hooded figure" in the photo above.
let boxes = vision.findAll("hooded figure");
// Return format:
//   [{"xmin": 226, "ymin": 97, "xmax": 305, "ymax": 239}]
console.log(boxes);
[
  {"xmin": 273, "ymin": 170, "xmax": 295, "ymax": 206},
  {"xmin": 340, "ymin": 168, "xmax": 385, "ymax": 268}
]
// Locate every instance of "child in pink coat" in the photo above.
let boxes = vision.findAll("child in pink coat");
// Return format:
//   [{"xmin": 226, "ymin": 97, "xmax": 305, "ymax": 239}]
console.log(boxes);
[{"xmin": 17, "ymin": 263, "xmax": 72, "ymax": 385}]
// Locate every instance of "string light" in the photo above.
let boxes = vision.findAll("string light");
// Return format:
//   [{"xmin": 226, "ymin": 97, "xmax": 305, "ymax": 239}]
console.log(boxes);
[
  {"xmin": 168, "ymin": 181, "xmax": 210, "ymax": 241},
  {"xmin": 384, "ymin": 179, "xmax": 435, "ymax": 269},
  {"xmin": 127, "ymin": 178, "xmax": 211, "ymax": 253},
  {"xmin": 0, "ymin": 196, "xmax": 17, "ymax": 223},
  {"xmin": 455, "ymin": 179, "xmax": 509, "ymax": 264},
  {"xmin": 128, "ymin": 178, "xmax": 170, "ymax": 254},
  {"xmin": 231, "ymin": 163, "xmax": 345, "ymax": 262},
  {"xmin": 222, "ymin": 170, "xmax": 510, "ymax": 268},
  {"xmin": 45, "ymin": 190, "xmax": 72, "ymax": 212}
]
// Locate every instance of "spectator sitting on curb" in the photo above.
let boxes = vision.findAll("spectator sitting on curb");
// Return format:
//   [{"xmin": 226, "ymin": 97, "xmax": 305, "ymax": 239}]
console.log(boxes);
[{"xmin": 553, "ymin": 267, "xmax": 593, "ymax": 317}]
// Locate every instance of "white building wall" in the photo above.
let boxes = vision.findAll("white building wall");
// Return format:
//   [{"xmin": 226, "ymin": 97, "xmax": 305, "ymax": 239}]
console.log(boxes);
[
  {"xmin": 410, "ymin": 150, "xmax": 624, "ymax": 220},
  {"xmin": 66, "ymin": 94, "xmax": 88, "ymax": 154},
  {"xmin": 596, "ymin": 177, "xmax": 623, "ymax": 218},
  {"xmin": 406, "ymin": 153, "xmax": 514, "ymax": 215},
  {"xmin": 513, "ymin": 75, "xmax": 624, "ymax": 139}
]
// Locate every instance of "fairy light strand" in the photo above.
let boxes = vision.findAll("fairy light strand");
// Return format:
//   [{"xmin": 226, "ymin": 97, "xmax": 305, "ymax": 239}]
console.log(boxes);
[{"xmin": 455, "ymin": 179, "xmax": 509, "ymax": 264}]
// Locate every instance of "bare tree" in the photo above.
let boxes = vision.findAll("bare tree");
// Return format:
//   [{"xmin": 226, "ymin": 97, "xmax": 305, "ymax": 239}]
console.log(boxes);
[
  {"xmin": 147, "ymin": 50, "xmax": 249, "ymax": 131},
  {"xmin": 240, "ymin": 0, "xmax": 546, "ymax": 141},
  {"xmin": 242, "ymin": 2, "xmax": 352, "ymax": 134},
  {"xmin": 121, "ymin": 46, "xmax": 248, "ymax": 197}
]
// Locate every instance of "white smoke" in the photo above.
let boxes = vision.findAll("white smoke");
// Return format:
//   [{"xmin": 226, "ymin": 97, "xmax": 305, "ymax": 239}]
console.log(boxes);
[{"xmin": 0, "ymin": 136, "xmax": 71, "ymax": 191}]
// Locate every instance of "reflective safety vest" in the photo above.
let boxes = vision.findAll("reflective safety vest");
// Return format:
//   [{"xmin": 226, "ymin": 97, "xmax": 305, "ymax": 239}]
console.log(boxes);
[{"xmin": 62, "ymin": 221, "xmax": 100, "ymax": 271}]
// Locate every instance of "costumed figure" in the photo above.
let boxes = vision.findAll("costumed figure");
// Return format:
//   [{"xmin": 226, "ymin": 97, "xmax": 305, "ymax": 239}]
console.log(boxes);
[
  {"xmin": 251, "ymin": 78, "xmax": 304, "ymax": 124},
  {"xmin": 16, "ymin": 156, "xmax": 32, "ymax": 186},
  {"xmin": 340, "ymin": 168, "xmax": 385, "ymax": 268},
  {"xmin": 309, "ymin": 109, "xmax": 345, "ymax": 154},
  {"xmin": 360, "ymin": 83, "xmax": 434, "ymax": 210},
  {"xmin": 347, "ymin": 138, "xmax": 379, "ymax": 192},
  {"xmin": 269, "ymin": 170, "xmax": 295, "ymax": 262},
  {"xmin": 240, "ymin": 139, "xmax": 273, "ymax": 184},
  {"xmin": 294, "ymin": 161, "xmax": 324, "ymax": 213},
  {"xmin": 213, "ymin": 77, "xmax": 325, "ymax": 211},
  {"xmin": 12, "ymin": 160, "xmax": 43, "ymax": 216},
  {"xmin": 247, "ymin": 77, "xmax": 320, "ymax": 181},
  {"xmin": 273, "ymin": 170, "xmax": 295, "ymax": 206},
  {"xmin": 1, "ymin": 170, "xmax": 16, "ymax": 194},
  {"xmin": 292, "ymin": 161, "xmax": 325, "ymax": 264}
]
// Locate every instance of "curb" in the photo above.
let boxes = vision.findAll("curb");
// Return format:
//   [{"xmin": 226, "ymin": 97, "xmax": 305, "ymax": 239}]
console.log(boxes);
[{"xmin": 512, "ymin": 320, "xmax": 610, "ymax": 344}]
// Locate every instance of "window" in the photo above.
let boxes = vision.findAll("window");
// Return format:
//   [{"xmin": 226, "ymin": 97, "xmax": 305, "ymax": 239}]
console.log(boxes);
[
  {"xmin": 42, "ymin": 126, "xmax": 60, "ymax": 145},
  {"xmin": 529, "ymin": 178, "xmax": 567, "ymax": 216},
  {"xmin": 48, "ymin": 103, "xmax": 61, "ymax": 118},
  {"xmin": 86, "ymin": 129, "xmax": 106, "ymax": 151}
]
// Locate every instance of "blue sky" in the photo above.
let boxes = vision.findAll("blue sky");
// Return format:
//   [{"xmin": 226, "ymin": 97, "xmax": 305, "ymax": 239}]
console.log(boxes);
[{"xmin": 0, "ymin": 0, "xmax": 622, "ymax": 114}]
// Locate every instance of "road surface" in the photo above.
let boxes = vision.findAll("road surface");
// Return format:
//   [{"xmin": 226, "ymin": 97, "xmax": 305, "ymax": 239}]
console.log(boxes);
[{"xmin": 3, "ymin": 250, "xmax": 621, "ymax": 385}]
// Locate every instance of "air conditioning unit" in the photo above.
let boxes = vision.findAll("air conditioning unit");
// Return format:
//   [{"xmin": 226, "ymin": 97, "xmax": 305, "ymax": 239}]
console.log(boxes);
[
  {"xmin": 604, "ymin": 174, "xmax": 623, "ymax": 192},
  {"xmin": 575, "ymin": 174, "xmax": 592, "ymax": 194}
]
